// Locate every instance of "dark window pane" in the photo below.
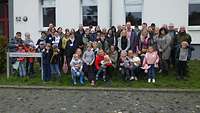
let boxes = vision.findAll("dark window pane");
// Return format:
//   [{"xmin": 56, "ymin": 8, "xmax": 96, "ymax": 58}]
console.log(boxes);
[
  {"xmin": 189, "ymin": 4, "xmax": 200, "ymax": 26},
  {"xmin": 0, "ymin": 22, "xmax": 3, "ymax": 35},
  {"xmin": 43, "ymin": 7, "xmax": 56, "ymax": 27},
  {"xmin": 0, "ymin": 4, "xmax": 4, "ymax": 18},
  {"xmin": 82, "ymin": 6, "xmax": 97, "ymax": 26},
  {"xmin": 126, "ymin": 12, "xmax": 142, "ymax": 26},
  {"xmin": 83, "ymin": 16, "xmax": 97, "ymax": 26}
]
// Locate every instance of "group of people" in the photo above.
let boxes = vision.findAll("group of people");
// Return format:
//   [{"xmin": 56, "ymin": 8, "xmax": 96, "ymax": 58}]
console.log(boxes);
[{"xmin": 8, "ymin": 22, "xmax": 193, "ymax": 86}]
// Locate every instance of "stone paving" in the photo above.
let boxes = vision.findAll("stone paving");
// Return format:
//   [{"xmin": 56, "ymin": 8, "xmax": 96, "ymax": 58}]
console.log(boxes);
[{"xmin": 0, "ymin": 88, "xmax": 200, "ymax": 113}]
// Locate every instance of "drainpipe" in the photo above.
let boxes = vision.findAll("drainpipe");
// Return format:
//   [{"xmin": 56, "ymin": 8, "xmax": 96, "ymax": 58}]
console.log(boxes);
[
  {"xmin": 8, "ymin": 0, "xmax": 14, "ymax": 42},
  {"xmin": 109, "ymin": 0, "xmax": 112, "ymax": 27}
]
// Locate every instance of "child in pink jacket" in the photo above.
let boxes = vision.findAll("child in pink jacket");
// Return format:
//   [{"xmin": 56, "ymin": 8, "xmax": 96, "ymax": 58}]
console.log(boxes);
[{"xmin": 142, "ymin": 46, "xmax": 159, "ymax": 83}]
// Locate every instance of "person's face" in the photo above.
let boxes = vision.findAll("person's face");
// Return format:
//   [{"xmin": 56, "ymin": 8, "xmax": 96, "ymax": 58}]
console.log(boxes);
[
  {"xmin": 168, "ymin": 26, "xmax": 174, "ymax": 31},
  {"xmin": 142, "ymin": 24, "xmax": 147, "ymax": 29},
  {"xmin": 58, "ymin": 28, "xmax": 62, "ymax": 33},
  {"xmin": 110, "ymin": 46, "xmax": 115, "ymax": 52},
  {"xmin": 126, "ymin": 22, "xmax": 132, "ymax": 29},
  {"xmin": 54, "ymin": 32, "xmax": 59, "ymax": 37},
  {"xmin": 85, "ymin": 30, "xmax": 90, "ymax": 35},
  {"xmin": 49, "ymin": 23, "xmax": 54, "ymax": 28},
  {"xmin": 108, "ymin": 30, "xmax": 112, "ymax": 35},
  {"xmin": 121, "ymin": 30, "xmax": 127, "ymax": 37},
  {"xmin": 18, "ymin": 46, "xmax": 23, "ymax": 50},
  {"xmin": 99, "ymin": 50, "xmax": 104, "ymax": 56},
  {"xmin": 40, "ymin": 44, "xmax": 45, "ymax": 48},
  {"xmin": 161, "ymin": 30, "xmax": 166, "ymax": 35},
  {"xmin": 148, "ymin": 47, "xmax": 154, "ymax": 53},
  {"xmin": 16, "ymin": 34, "xmax": 21, "ymax": 38},
  {"xmin": 41, "ymin": 33, "xmax": 46, "ymax": 37},
  {"xmin": 148, "ymin": 27, "xmax": 153, "ymax": 32},
  {"xmin": 181, "ymin": 43, "xmax": 187, "ymax": 48},
  {"xmin": 128, "ymin": 51, "xmax": 133, "ymax": 57},
  {"xmin": 155, "ymin": 27, "xmax": 160, "ymax": 34},
  {"xmin": 74, "ymin": 55, "xmax": 78, "ymax": 60},
  {"xmin": 76, "ymin": 49, "xmax": 82, "ymax": 56},
  {"xmin": 180, "ymin": 27, "xmax": 186, "ymax": 33},
  {"xmin": 92, "ymin": 42, "xmax": 97, "ymax": 48},
  {"xmin": 142, "ymin": 29, "xmax": 148, "ymax": 36}
]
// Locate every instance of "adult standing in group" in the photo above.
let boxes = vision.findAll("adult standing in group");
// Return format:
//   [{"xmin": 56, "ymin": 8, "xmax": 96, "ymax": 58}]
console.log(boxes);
[
  {"xmin": 126, "ymin": 21, "xmax": 139, "ymax": 52},
  {"xmin": 175, "ymin": 26, "xmax": 192, "ymax": 45},
  {"xmin": 117, "ymin": 29, "xmax": 130, "ymax": 52},
  {"xmin": 168, "ymin": 23, "xmax": 177, "ymax": 67},
  {"xmin": 157, "ymin": 27, "xmax": 172, "ymax": 74},
  {"xmin": 75, "ymin": 24, "xmax": 85, "ymax": 50}
]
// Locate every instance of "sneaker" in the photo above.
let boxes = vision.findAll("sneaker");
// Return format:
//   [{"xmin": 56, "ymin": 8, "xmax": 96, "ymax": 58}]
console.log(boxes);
[
  {"xmin": 135, "ymin": 77, "xmax": 138, "ymax": 81},
  {"xmin": 103, "ymin": 75, "xmax": 106, "ymax": 81},
  {"xmin": 148, "ymin": 79, "xmax": 151, "ymax": 83},
  {"xmin": 152, "ymin": 79, "xmax": 155, "ymax": 83},
  {"xmin": 158, "ymin": 69, "xmax": 162, "ymax": 73},
  {"xmin": 91, "ymin": 80, "xmax": 95, "ymax": 86},
  {"xmin": 73, "ymin": 82, "xmax": 77, "ymax": 85},
  {"xmin": 130, "ymin": 76, "xmax": 134, "ymax": 81},
  {"xmin": 96, "ymin": 75, "xmax": 99, "ymax": 80}
]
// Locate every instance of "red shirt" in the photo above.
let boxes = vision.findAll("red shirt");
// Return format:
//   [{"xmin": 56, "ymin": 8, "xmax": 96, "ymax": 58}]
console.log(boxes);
[{"xmin": 95, "ymin": 54, "xmax": 105, "ymax": 70}]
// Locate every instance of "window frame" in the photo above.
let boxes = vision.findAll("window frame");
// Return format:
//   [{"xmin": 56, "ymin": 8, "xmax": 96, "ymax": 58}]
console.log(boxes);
[
  {"xmin": 81, "ymin": 0, "xmax": 98, "ymax": 27},
  {"xmin": 40, "ymin": 0, "xmax": 56, "ymax": 28},
  {"xmin": 124, "ymin": 0, "xmax": 143, "ymax": 26},
  {"xmin": 188, "ymin": 0, "xmax": 200, "ymax": 28}
]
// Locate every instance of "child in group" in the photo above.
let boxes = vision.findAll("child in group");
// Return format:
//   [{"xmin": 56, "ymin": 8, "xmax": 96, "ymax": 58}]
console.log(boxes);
[
  {"xmin": 17, "ymin": 44, "xmax": 26, "ymax": 77},
  {"xmin": 26, "ymin": 44, "xmax": 35, "ymax": 78},
  {"xmin": 96, "ymin": 54, "xmax": 113, "ymax": 81},
  {"xmin": 119, "ymin": 50, "xmax": 128, "ymax": 81},
  {"xmin": 176, "ymin": 41, "xmax": 191, "ymax": 80},
  {"xmin": 92, "ymin": 41, "xmax": 100, "ymax": 55},
  {"xmin": 108, "ymin": 45, "xmax": 118, "ymax": 68},
  {"xmin": 50, "ymin": 44, "xmax": 61, "ymax": 81},
  {"xmin": 130, "ymin": 52, "xmax": 141, "ymax": 80},
  {"xmin": 82, "ymin": 43, "xmax": 96, "ymax": 86},
  {"xmin": 42, "ymin": 43, "xmax": 52, "ymax": 82},
  {"xmin": 70, "ymin": 54, "xmax": 84, "ymax": 85},
  {"xmin": 142, "ymin": 46, "xmax": 159, "ymax": 83}
]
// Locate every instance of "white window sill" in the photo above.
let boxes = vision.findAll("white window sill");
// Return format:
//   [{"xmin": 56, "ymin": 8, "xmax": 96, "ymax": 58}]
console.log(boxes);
[{"xmin": 188, "ymin": 26, "xmax": 200, "ymax": 31}]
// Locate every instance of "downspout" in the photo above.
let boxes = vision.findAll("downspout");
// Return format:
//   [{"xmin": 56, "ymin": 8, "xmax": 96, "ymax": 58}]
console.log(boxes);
[
  {"xmin": 8, "ymin": 0, "xmax": 14, "ymax": 42},
  {"xmin": 109, "ymin": 0, "xmax": 112, "ymax": 27}
]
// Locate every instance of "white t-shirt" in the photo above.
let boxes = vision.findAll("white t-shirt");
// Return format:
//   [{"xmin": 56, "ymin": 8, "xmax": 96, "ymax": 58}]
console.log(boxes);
[{"xmin": 132, "ymin": 56, "xmax": 141, "ymax": 67}]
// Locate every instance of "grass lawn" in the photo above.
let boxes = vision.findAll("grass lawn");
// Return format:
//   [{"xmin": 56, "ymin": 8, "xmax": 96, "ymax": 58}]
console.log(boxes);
[{"xmin": 0, "ymin": 60, "xmax": 200, "ymax": 89}]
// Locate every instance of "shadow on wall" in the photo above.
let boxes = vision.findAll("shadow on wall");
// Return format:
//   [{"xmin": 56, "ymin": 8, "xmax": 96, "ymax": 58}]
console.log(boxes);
[{"xmin": 191, "ymin": 44, "xmax": 200, "ymax": 60}]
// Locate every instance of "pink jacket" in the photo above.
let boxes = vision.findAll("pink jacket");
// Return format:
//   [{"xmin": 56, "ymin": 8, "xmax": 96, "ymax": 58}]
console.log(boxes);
[{"xmin": 143, "ymin": 51, "xmax": 159, "ymax": 65}]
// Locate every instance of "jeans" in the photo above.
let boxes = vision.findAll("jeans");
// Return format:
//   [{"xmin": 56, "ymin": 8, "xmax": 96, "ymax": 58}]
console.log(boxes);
[
  {"xmin": 27, "ymin": 63, "xmax": 34, "ymax": 77},
  {"xmin": 19, "ymin": 62, "xmax": 26, "ymax": 77},
  {"xmin": 50, "ymin": 64, "xmax": 61, "ymax": 77},
  {"xmin": 71, "ymin": 69, "xmax": 84, "ymax": 84},
  {"xmin": 148, "ymin": 64, "xmax": 155, "ymax": 79},
  {"xmin": 43, "ymin": 64, "xmax": 51, "ymax": 81}
]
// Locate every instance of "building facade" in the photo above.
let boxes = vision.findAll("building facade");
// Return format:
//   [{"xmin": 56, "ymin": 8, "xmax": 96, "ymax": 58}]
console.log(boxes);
[{"xmin": 0, "ymin": 0, "xmax": 200, "ymax": 58}]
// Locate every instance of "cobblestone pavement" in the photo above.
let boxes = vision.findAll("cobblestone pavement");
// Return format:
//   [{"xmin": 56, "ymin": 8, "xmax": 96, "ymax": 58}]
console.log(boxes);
[{"xmin": 0, "ymin": 88, "xmax": 200, "ymax": 113}]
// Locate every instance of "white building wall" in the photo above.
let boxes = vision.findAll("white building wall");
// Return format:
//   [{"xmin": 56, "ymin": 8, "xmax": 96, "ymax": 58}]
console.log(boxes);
[
  {"xmin": 56, "ymin": 0, "xmax": 80, "ymax": 29},
  {"xmin": 143, "ymin": 0, "xmax": 189, "ymax": 27},
  {"xmin": 13, "ymin": 0, "xmax": 41, "ymax": 44},
  {"xmin": 112, "ymin": 0, "xmax": 126, "ymax": 26},
  {"xmin": 97, "ymin": 0, "xmax": 110, "ymax": 28}
]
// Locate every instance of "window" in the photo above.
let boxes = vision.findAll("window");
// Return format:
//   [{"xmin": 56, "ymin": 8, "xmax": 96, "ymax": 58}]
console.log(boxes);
[
  {"xmin": 125, "ymin": 0, "xmax": 143, "ymax": 26},
  {"xmin": 81, "ymin": 0, "xmax": 98, "ymax": 26},
  {"xmin": 41, "ymin": 0, "xmax": 56, "ymax": 27},
  {"xmin": 189, "ymin": 0, "xmax": 200, "ymax": 26}
]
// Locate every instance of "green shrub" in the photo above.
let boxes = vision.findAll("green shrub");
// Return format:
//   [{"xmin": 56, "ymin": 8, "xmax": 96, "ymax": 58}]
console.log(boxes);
[{"xmin": 0, "ymin": 36, "xmax": 7, "ymax": 73}]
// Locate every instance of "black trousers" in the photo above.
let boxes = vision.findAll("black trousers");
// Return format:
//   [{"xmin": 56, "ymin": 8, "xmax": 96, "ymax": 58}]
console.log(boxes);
[{"xmin": 177, "ymin": 61, "xmax": 187, "ymax": 78}]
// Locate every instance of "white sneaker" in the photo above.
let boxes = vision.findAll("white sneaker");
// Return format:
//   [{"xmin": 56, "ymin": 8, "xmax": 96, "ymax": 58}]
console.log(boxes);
[
  {"xmin": 148, "ymin": 79, "xmax": 151, "ymax": 83},
  {"xmin": 135, "ymin": 77, "xmax": 138, "ymax": 81},
  {"xmin": 130, "ymin": 76, "xmax": 134, "ymax": 81},
  {"xmin": 152, "ymin": 79, "xmax": 155, "ymax": 83}
]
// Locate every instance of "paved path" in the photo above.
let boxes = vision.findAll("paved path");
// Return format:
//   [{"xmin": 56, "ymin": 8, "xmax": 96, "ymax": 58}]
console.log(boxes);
[{"xmin": 0, "ymin": 88, "xmax": 200, "ymax": 113}]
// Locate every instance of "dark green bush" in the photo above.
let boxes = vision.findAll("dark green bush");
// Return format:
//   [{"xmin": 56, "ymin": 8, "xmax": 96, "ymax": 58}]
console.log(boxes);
[{"xmin": 0, "ymin": 36, "xmax": 7, "ymax": 73}]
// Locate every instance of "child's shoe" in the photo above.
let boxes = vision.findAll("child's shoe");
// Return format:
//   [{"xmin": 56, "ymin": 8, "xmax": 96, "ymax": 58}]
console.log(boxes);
[
  {"xmin": 103, "ymin": 75, "xmax": 106, "ymax": 81},
  {"xmin": 152, "ymin": 79, "xmax": 155, "ymax": 83},
  {"xmin": 148, "ymin": 79, "xmax": 151, "ymax": 83},
  {"xmin": 91, "ymin": 80, "xmax": 95, "ymax": 86},
  {"xmin": 130, "ymin": 76, "xmax": 134, "ymax": 81}
]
